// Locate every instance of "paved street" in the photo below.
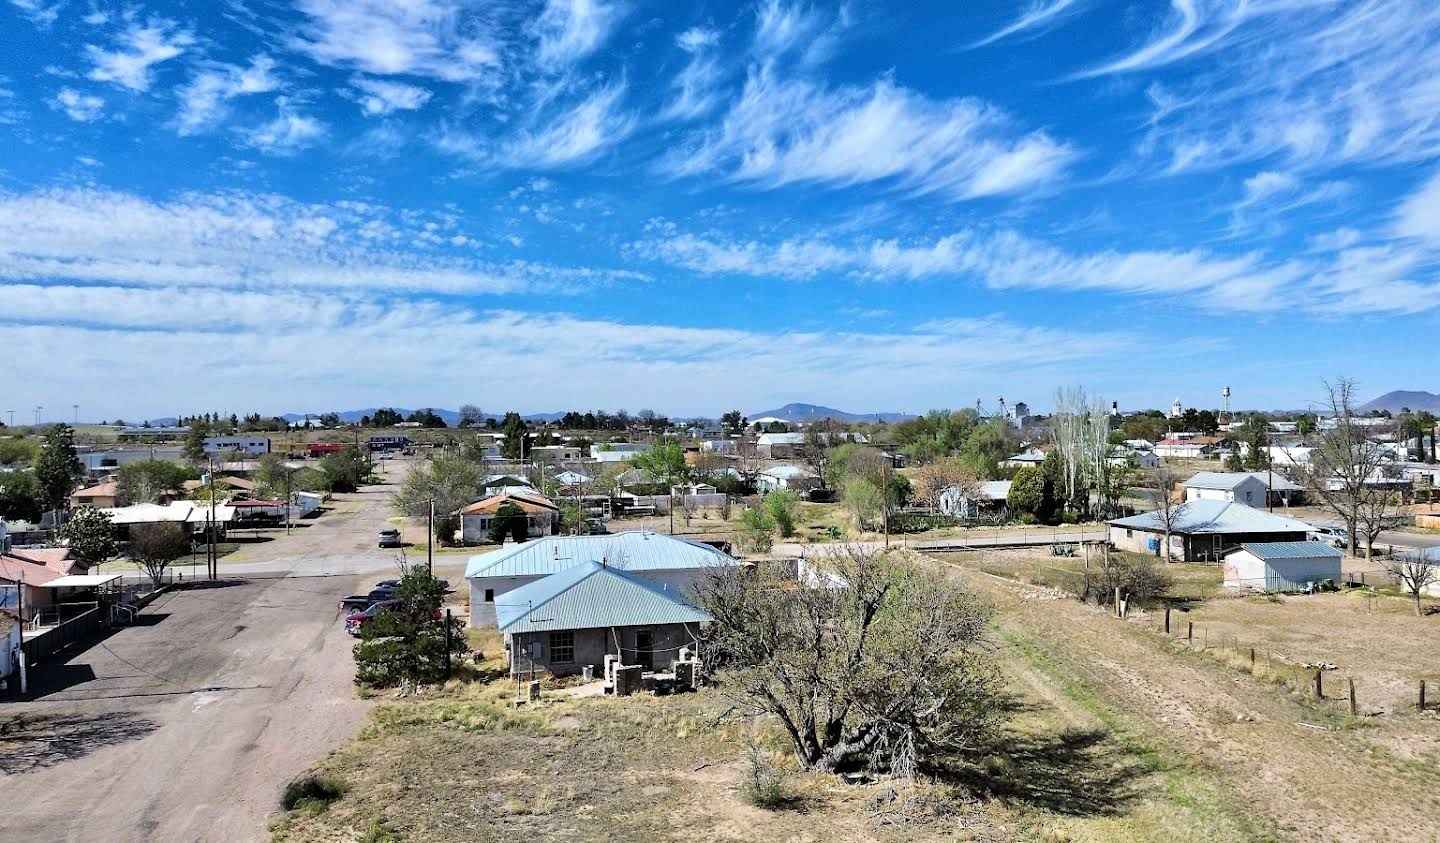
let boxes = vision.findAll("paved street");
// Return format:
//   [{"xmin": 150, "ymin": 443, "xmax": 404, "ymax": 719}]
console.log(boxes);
[{"xmin": 0, "ymin": 466, "xmax": 418, "ymax": 843}]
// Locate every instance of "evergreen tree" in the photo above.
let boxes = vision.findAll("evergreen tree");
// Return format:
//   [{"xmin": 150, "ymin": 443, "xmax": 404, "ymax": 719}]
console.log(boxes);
[{"xmin": 34, "ymin": 424, "xmax": 84, "ymax": 514}]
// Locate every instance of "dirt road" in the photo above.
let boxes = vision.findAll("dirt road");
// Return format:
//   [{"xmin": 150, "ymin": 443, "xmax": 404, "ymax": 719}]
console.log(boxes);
[
  {"xmin": 939, "ymin": 556, "xmax": 1440, "ymax": 842},
  {"xmin": 0, "ymin": 468, "xmax": 417, "ymax": 842}
]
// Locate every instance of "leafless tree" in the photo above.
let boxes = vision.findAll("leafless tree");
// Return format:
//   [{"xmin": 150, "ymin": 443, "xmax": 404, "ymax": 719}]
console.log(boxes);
[
  {"xmin": 698, "ymin": 546, "xmax": 1001, "ymax": 774},
  {"xmin": 681, "ymin": 492, "xmax": 700, "ymax": 527},
  {"xmin": 1296, "ymin": 378, "xmax": 1397, "ymax": 557},
  {"xmin": 458, "ymin": 404, "xmax": 485, "ymax": 428},
  {"xmin": 130, "ymin": 522, "xmax": 191, "ymax": 589},
  {"xmin": 1386, "ymin": 554, "xmax": 1437, "ymax": 617},
  {"xmin": 910, "ymin": 456, "xmax": 979, "ymax": 513},
  {"xmin": 1145, "ymin": 463, "xmax": 1190, "ymax": 561}
]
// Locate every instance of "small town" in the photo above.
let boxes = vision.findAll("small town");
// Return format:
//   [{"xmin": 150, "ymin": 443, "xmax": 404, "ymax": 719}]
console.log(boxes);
[{"xmin": 3, "ymin": 2, "xmax": 1439, "ymax": 842}]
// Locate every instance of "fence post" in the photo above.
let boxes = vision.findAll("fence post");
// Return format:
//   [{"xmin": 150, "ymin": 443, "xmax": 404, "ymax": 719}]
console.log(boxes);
[
  {"xmin": 1249, "ymin": 647, "xmax": 1255, "ymax": 667},
  {"xmin": 1187, "ymin": 621, "xmax": 1193, "ymax": 644},
  {"xmin": 1349, "ymin": 678, "xmax": 1357, "ymax": 716},
  {"xmin": 1313, "ymin": 670, "xmax": 1323, "ymax": 699},
  {"xmin": 1421, "ymin": 680, "xmax": 1428, "ymax": 713},
  {"xmin": 1164, "ymin": 607, "xmax": 1171, "ymax": 634},
  {"xmin": 1114, "ymin": 587, "xmax": 1121, "ymax": 618}
]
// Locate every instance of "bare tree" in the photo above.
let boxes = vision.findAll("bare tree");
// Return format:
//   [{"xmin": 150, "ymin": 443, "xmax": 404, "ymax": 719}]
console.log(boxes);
[
  {"xmin": 1145, "ymin": 463, "xmax": 1190, "ymax": 561},
  {"xmin": 458, "ymin": 404, "xmax": 485, "ymax": 428},
  {"xmin": 910, "ymin": 456, "xmax": 979, "ymax": 513},
  {"xmin": 1296, "ymin": 378, "xmax": 1396, "ymax": 557},
  {"xmin": 130, "ymin": 522, "xmax": 191, "ymax": 588},
  {"xmin": 699, "ymin": 546, "xmax": 1000, "ymax": 774},
  {"xmin": 1385, "ymin": 554, "xmax": 1437, "ymax": 617},
  {"xmin": 681, "ymin": 492, "xmax": 700, "ymax": 527}
]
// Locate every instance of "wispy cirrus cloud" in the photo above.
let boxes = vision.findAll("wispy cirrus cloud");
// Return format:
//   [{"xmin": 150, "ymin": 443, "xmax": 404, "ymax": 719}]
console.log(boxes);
[
  {"xmin": 662, "ymin": 66, "xmax": 1075, "ymax": 200},
  {"xmin": 85, "ymin": 19, "xmax": 195, "ymax": 92},
  {"xmin": 662, "ymin": 26, "xmax": 725, "ymax": 121},
  {"xmin": 498, "ymin": 81, "xmax": 635, "ymax": 168},
  {"xmin": 971, "ymin": 0, "xmax": 1079, "ymax": 48},
  {"xmin": 532, "ymin": 0, "xmax": 626, "ymax": 71},
  {"xmin": 245, "ymin": 99, "xmax": 326, "ymax": 153},
  {"xmin": 0, "ymin": 186, "xmax": 643, "ymax": 296},
  {"xmin": 348, "ymin": 76, "xmax": 434, "ymax": 116}
]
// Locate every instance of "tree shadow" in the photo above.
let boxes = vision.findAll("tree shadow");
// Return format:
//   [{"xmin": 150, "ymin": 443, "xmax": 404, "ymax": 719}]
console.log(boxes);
[
  {"xmin": 934, "ymin": 699, "xmax": 1148, "ymax": 817},
  {"xmin": 0, "ymin": 710, "xmax": 160, "ymax": 773}
]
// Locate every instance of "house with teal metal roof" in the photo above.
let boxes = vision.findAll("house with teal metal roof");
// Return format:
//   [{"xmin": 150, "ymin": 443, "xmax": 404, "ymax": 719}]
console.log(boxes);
[
  {"xmin": 465, "ymin": 531, "xmax": 736, "ymax": 628},
  {"xmin": 499, "ymin": 560, "xmax": 712, "ymax": 677}
]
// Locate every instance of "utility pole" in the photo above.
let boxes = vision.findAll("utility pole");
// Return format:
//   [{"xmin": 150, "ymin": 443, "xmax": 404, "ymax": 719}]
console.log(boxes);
[
  {"xmin": 208, "ymin": 456, "xmax": 218, "ymax": 580},
  {"xmin": 883, "ymin": 457, "xmax": 891, "ymax": 550},
  {"xmin": 427, "ymin": 498, "xmax": 435, "ymax": 575}
]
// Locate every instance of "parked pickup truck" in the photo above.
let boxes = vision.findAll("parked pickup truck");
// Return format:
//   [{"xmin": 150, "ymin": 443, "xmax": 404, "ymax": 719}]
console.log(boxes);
[
  {"xmin": 338, "ymin": 587, "xmax": 396, "ymax": 611},
  {"xmin": 344, "ymin": 600, "xmax": 444, "ymax": 636}
]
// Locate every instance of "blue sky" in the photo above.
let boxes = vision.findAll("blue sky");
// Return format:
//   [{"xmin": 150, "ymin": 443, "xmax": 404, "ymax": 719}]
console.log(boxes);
[{"xmin": 1, "ymin": 0, "xmax": 1437, "ymax": 420}]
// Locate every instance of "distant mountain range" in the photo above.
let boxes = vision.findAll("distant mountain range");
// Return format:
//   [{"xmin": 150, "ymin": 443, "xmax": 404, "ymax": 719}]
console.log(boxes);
[
  {"xmin": 1358, "ymin": 390, "xmax": 1440, "ymax": 414},
  {"xmin": 749, "ymin": 403, "xmax": 916, "ymax": 424}
]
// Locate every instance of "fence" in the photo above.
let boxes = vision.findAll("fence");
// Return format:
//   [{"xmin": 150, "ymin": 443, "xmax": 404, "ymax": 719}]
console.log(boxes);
[{"xmin": 21, "ymin": 604, "xmax": 102, "ymax": 666}]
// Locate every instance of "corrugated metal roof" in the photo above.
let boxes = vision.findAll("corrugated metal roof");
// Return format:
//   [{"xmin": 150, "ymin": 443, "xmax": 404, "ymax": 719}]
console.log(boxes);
[
  {"xmin": 496, "ymin": 560, "xmax": 712, "ymax": 633},
  {"xmin": 465, "ymin": 530, "xmax": 736, "ymax": 579},
  {"xmin": 1239, "ymin": 541, "xmax": 1343, "ymax": 560},
  {"xmin": 1109, "ymin": 500, "xmax": 1313, "ymax": 534},
  {"xmin": 1185, "ymin": 471, "xmax": 1305, "ymax": 492}
]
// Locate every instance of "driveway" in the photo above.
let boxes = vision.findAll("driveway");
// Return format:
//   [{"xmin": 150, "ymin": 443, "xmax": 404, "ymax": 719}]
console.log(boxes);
[{"xmin": 0, "ymin": 466, "xmax": 420, "ymax": 842}]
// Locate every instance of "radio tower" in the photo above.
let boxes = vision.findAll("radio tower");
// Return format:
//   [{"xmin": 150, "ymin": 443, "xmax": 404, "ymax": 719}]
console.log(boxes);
[{"xmin": 1221, "ymin": 385, "xmax": 1231, "ymax": 423}]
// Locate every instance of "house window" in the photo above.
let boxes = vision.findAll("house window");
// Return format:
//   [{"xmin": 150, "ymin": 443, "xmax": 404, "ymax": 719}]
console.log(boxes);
[
  {"xmin": 1125, "ymin": 529, "xmax": 1133, "ymax": 538},
  {"xmin": 549, "ymin": 631, "xmax": 575, "ymax": 664},
  {"xmin": 484, "ymin": 588, "xmax": 495, "ymax": 602}
]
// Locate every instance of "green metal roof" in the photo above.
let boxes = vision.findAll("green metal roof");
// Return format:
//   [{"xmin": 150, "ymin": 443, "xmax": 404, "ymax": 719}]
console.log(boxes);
[{"xmin": 496, "ymin": 560, "xmax": 712, "ymax": 634}]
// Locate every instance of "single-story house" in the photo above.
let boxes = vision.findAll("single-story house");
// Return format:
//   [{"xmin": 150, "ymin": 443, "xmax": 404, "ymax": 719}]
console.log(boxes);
[
  {"xmin": 230, "ymin": 499, "xmax": 288, "ymax": 521},
  {"xmin": 938, "ymin": 480, "xmax": 1012, "ymax": 517},
  {"xmin": 755, "ymin": 432, "xmax": 806, "ymax": 459},
  {"xmin": 1184, "ymin": 471, "xmax": 1306, "ymax": 508},
  {"xmin": 757, "ymin": 464, "xmax": 819, "ymax": 493},
  {"xmin": 203, "ymin": 436, "xmax": 271, "ymax": 458},
  {"xmin": 0, "ymin": 548, "xmax": 83, "ymax": 616},
  {"xmin": 183, "ymin": 476, "xmax": 257, "ymax": 496},
  {"xmin": 482, "ymin": 474, "xmax": 537, "ymax": 497},
  {"xmin": 701, "ymin": 439, "xmax": 737, "ymax": 454},
  {"xmin": 465, "ymin": 531, "xmax": 737, "ymax": 628},
  {"xmin": 532, "ymin": 444, "xmax": 584, "ymax": 462},
  {"xmin": 591, "ymin": 443, "xmax": 650, "ymax": 462},
  {"xmin": 1222, "ymin": 541, "xmax": 1343, "ymax": 592},
  {"xmin": 458, "ymin": 493, "xmax": 561, "ymax": 544},
  {"xmin": 1152, "ymin": 437, "xmax": 1224, "ymax": 459},
  {"xmin": 499, "ymin": 560, "xmax": 712, "ymax": 676},
  {"xmin": 674, "ymin": 482, "xmax": 719, "ymax": 496},
  {"xmin": 69, "ymin": 481, "xmax": 120, "ymax": 509},
  {"xmin": 100, "ymin": 501, "xmax": 234, "ymax": 541},
  {"xmin": 1003, "ymin": 449, "xmax": 1048, "ymax": 469},
  {"xmin": 1108, "ymin": 500, "xmax": 1314, "ymax": 563}
]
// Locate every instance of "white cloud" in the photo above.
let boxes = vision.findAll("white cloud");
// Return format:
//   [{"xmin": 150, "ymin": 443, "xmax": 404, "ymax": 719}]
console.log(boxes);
[
  {"xmin": 1238, "ymin": 171, "xmax": 1300, "ymax": 206},
  {"xmin": 51, "ymin": 87, "xmax": 105, "ymax": 122},
  {"xmin": 291, "ymin": 0, "xmax": 503, "ymax": 83},
  {"xmin": 500, "ymin": 82, "xmax": 635, "ymax": 168},
  {"xmin": 1099, "ymin": 1, "xmax": 1440, "ymax": 172},
  {"xmin": 86, "ymin": 20, "xmax": 195, "ymax": 92},
  {"xmin": 663, "ymin": 27, "xmax": 724, "ymax": 121},
  {"xmin": 676, "ymin": 26, "xmax": 719, "ymax": 52},
  {"xmin": 0, "ymin": 288, "xmax": 1133, "ymax": 419},
  {"xmin": 0, "ymin": 186, "xmax": 646, "ymax": 297},
  {"xmin": 533, "ymin": 0, "xmax": 625, "ymax": 71},
  {"xmin": 663, "ymin": 67, "xmax": 1075, "ymax": 200},
  {"xmin": 9, "ymin": 0, "xmax": 62, "ymax": 26},
  {"xmin": 753, "ymin": 0, "xmax": 844, "ymax": 65},
  {"xmin": 971, "ymin": 0, "xmax": 1078, "ymax": 48},
  {"xmin": 245, "ymin": 100, "xmax": 327, "ymax": 153},
  {"xmin": 349, "ymin": 76, "xmax": 434, "ymax": 116},
  {"xmin": 176, "ymin": 56, "xmax": 282, "ymax": 136},
  {"xmin": 1393, "ymin": 170, "xmax": 1440, "ymax": 242}
]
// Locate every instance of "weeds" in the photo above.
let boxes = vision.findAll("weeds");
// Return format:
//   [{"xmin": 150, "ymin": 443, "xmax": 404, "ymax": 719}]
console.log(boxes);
[
  {"xmin": 280, "ymin": 774, "xmax": 349, "ymax": 814},
  {"xmin": 742, "ymin": 742, "xmax": 788, "ymax": 808}
]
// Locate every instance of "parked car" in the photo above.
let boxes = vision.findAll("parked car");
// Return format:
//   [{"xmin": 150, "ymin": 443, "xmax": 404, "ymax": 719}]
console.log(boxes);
[
  {"xmin": 345, "ymin": 600, "xmax": 396, "ymax": 636},
  {"xmin": 378, "ymin": 528, "xmax": 402, "ymax": 547},
  {"xmin": 1309, "ymin": 526, "xmax": 1349, "ymax": 549}
]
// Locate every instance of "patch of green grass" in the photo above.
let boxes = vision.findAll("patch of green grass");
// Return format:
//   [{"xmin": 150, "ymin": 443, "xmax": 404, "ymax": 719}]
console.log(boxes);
[
  {"xmin": 359, "ymin": 821, "xmax": 401, "ymax": 842},
  {"xmin": 280, "ymin": 774, "xmax": 349, "ymax": 814}
]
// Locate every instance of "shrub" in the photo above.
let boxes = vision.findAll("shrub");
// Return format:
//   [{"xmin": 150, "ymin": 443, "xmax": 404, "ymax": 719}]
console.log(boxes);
[
  {"xmin": 762, "ymin": 489, "xmax": 800, "ymax": 537},
  {"xmin": 281, "ymin": 774, "xmax": 348, "ymax": 813},
  {"xmin": 738, "ymin": 508, "xmax": 775, "ymax": 553},
  {"xmin": 741, "ymin": 743, "xmax": 787, "ymax": 808}
]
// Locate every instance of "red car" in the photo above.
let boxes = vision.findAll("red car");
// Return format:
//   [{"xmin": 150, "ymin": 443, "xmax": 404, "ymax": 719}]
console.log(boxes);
[{"xmin": 344, "ymin": 600, "xmax": 443, "ymax": 636}]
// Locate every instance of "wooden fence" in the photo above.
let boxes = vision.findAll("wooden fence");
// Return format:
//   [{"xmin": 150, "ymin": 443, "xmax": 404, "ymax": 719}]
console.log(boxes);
[{"xmin": 21, "ymin": 604, "xmax": 102, "ymax": 666}]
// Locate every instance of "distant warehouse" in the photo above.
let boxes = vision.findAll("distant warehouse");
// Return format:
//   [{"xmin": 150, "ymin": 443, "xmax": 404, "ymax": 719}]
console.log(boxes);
[{"xmin": 203, "ymin": 436, "xmax": 270, "ymax": 458}]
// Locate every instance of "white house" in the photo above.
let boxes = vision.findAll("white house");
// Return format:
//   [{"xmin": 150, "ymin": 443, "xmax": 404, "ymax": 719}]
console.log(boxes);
[
  {"xmin": 1002, "ymin": 449, "xmax": 1048, "ymax": 469},
  {"xmin": 757, "ymin": 464, "xmax": 819, "ymax": 492},
  {"xmin": 203, "ymin": 436, "xmax": 271, "ymax": 458},
  {"xmin": 458, "ymin": 493, "xmax": 560, "ymax": 544},
  {"xmin": 1108, "ymin": 500, "xmax": 1313, "ymax": 563},
  {"xmin": 938, "ymin": 480, "xmax": 1012, "ymax": 517},
  {"xmin": 1185, "ymin": 471, "xmax": 1304, "ymax": 507},
  {"xmin": 1111, "ymin": 448, "xmax": 1160, "ymax": 469},
  {"xmin": 755, "ymin": 432, "xmax": 806, "ymax": 458},
  {"xmin": 464, "ymin": 531, "xmax": 737, "ymax": 628},
  {"xmin": 1223, "ymin": 541, "xmax": 1342, "ymax": 592}
]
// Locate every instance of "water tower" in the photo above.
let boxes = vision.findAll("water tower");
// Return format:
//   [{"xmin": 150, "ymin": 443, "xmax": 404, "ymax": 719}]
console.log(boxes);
[{"xmin": 1221, "ymin": 385, "xmax": 1231, "ymax": 422}]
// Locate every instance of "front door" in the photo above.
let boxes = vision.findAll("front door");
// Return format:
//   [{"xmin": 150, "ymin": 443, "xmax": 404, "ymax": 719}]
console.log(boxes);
[{"xmin": 634, "ymin": 630, "xmax": 654, "ymax": 671}]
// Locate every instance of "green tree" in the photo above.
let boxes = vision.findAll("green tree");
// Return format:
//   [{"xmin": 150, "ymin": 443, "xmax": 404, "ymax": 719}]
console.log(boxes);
[
  {"xmin": 392, "ymin": 453, "xmax": 484, "ymax": 546},
  {"xmin": 320, "ymin": 447, "xmax": 371, "ymax": 493},
  {"xmin": 34, "ymin": 424, "xmax": 84, "ymax": 515},
  {"xmin": 842, "ymin": 477, "xmax": 883, "ymax": 530},
  {"xmin": 630, "ymin": 440, "xmax": 690, "ymax": 488},
  {"xmin": 0, "ymin": 436, "xmax": 39, "ymax": 466},
  {"xmin": 0, "ymin": 470, "xmax": 43, "ymax": 522},
  {"xmin": 762, "ymin": 489, "xmax": 800, "ymax": 538},
  {"xmin": 116, "ymin": 460, "xmax": 196, "ymax": 505},
  {"xmin": 499, "ymin": 412, "xmax": 531, "ymax": 460},
  {"xmin": 353, "ymin": 568, "xmax": 466, "ymax": 687},
  {"xmin": 488, "ymin": 501, "xmax": 529, "ymax": 544},
  {"xmin": 370, "ymin": 408, "xmax": 404, "ymax": 427},
  {"xmin": 55, "ymin": 506, "xmax": 117, "ymax": 565},
  {"xmin": 738, "ymin": 507, "xmax": 776, "ymax": 553},
  {"xmin": 183, "ymin": 420, "xmax": 209, "ymax": 464},
  {"xmin": 720, "ymin": 410, "xmax": 745, "ymax": 432},
  {"xmin": 1006, "ymin": 466, "xmax": 1048, "ymax": 522}
]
